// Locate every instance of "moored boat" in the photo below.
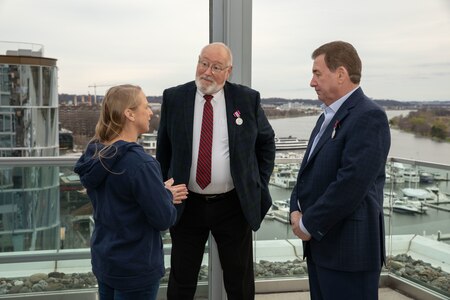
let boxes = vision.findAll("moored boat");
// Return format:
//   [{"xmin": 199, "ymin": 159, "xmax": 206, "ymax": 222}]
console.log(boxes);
[
  {"xmin": 271, "ymin": 200, "xmax": 290, "ymax": 223},
  {"xmin": 419, "ymin": 171, "xmax": 435, "ymax": 183},
  {"xmin": 275, "ymin": 136, "xmax": 308, "ymax": 151},
  {"xmin": 270, "ymin": 170, "xmax": 296, "ymax": 189},
  {"xmin": 402, "ymin": 188, "xmax": 436, "ymax": 201},
  {"xmin": 392, "ymin": 198, "xmax": 428, "ymax": 214},
  {"xmin": 403, "ymin": 169, "xmax": 420, "ymax": 183}
]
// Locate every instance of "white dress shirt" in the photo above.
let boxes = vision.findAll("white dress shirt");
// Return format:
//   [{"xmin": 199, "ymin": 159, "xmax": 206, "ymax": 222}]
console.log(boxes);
[{"xmin": 189, "ymin": 89, "xmax": 234, "ymax": 194}]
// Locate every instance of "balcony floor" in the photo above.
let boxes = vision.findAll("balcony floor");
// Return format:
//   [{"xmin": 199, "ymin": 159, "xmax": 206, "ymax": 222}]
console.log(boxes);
[{"xmin": 254, "ymin": 288, "xmax": 414, "ymax": 299}]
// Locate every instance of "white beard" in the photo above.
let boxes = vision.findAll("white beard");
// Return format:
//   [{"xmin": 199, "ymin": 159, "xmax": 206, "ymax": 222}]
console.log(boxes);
[{"xmin": 195, "ymin": 76, "xmax": 221, "ymax": 95}]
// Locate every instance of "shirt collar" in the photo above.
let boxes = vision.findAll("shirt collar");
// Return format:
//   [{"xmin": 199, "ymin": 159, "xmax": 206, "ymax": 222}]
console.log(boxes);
[
  {"xmin": 322, "ymin": 86, "xmax": 359, "ymax": 114},
  {"xmin": 197, "ymin": 89, "xmax": 224, "ymax": 103}
]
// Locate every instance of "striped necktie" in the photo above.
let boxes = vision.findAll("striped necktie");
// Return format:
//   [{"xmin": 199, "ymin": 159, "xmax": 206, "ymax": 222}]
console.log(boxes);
[{"xmin": 196, "ymin": 94, "xmax": 213, "ymax": 189}]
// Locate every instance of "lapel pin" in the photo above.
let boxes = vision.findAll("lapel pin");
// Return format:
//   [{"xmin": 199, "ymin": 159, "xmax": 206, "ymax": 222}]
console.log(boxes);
[
  {"xmin": 233, "ymin": 110, "xmax": 243, "ymax": 125},
  {"xmin": 332, "ymin": 120, "xmax": 340, "ymax": 139}
]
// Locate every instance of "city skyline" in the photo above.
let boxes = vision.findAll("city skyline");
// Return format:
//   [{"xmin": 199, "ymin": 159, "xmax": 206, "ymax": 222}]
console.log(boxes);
[{"xmin": 1, "ymin": 0, "xmax": 449, "ymax": 101}]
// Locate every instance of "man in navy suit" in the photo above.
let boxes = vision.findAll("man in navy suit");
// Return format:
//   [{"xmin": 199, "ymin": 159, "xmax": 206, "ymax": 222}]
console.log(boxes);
[
  {"xmin": 290, "ymin": 41, "xmax": 391, "ymax": 299},
  {"xmin": 157, "ymin": 42, "xmax": 275, "ymax": 299}
]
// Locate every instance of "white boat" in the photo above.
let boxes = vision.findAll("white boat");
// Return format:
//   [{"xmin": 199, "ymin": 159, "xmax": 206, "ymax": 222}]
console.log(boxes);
[
  {"xmin": 270, "ymin": 163, "xmax": 298, "ymax": 189},
  {"xmin": 432, "ymin": 172, "xmax": 448, "ymax": 181},
  {"xmin": 402, "ymin": 188, "xmax": 436, "ymax": 201},
  {"xmin": 272, "ymin": 209, "xmax": 289, "ymax": 223},
  {"xmin": 272, "ymin": 199, "xmax": 289, "ymax": 210},
  {"xmin": 392, "ymin": 198, "xmax": 428, "ymax": 214},
  {"xmin": 425, "ymin": 186, "xmax": 449, "ymax": 202},
  {"xmin": 419, "ymin": 171, "xmax": 434, "ymax": 183},
  {"xmin": 383, "ymin": 191, "xmax": 398, "ymax": 208},
  {"xmin": 270, "ymin": 170, "xmax": 296, "ymax": 189},
  {"xmin": 390, "ymin": 172, "xmax": 405, "ymax": 184},
  {"xmin": 385, "ymin": 172, "xmax": 392, "ymax": 184},
  {"xmin": 388, "ymin": 162, "xmax": 422, "ymax": 184},
  {"xmin": 275, "ymin": 136, "xmax": 308, "ymax": 151},
  {"xmin": 275, "ymin": 151, "xmax": 303, "ymax": 160},
  {"xmin": 402, "ymin": 169, "xmax": 420, "ymax": 183},
  {"xmin": 386, "ymin": 162, "xmax": 401, "ymax": 183},
  {"xmin": 391, "ymin": 162, "xmax": 407, "ymax": 174},
  {"xmin": 275, "ymin": 152, "xmax": 303, "ymax": 164},
  {"xmin": 271, "ymin": 200, "xmax": 290, "ymax": 223}
]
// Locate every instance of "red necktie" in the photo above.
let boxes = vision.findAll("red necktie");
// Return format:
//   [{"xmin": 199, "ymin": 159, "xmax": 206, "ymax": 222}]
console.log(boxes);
[{"xmin": 196, "ymin": 94, "xmax": 213, "ymax": 189}]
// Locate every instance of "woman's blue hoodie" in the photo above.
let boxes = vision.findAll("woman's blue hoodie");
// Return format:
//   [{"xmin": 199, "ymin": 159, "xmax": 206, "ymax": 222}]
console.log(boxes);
[{"xmin": 74, "ymin": 140, "xmax": 177, "ymax": 290}]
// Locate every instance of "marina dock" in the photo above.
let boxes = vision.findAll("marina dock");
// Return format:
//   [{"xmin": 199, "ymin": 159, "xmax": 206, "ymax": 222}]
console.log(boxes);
[
  {"xmin": 423, "ymin": 201, "xmax": 450, "ymax": 212},
  {"xmin": 437, "ymin": 231, "xmax": 450, "ymax": 241}
]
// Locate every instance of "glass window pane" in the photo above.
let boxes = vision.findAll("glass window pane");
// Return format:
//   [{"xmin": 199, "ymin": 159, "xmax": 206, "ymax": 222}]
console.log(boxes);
[
  {"xmin": 253, "ymin": 1, "xmax": 450, "ymax": 296},
  {"xmin": 0, "ymin": 0, "xmax": 209, "ymax": 296}
]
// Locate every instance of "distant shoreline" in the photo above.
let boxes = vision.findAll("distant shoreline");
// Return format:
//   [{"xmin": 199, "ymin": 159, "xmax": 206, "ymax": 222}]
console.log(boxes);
[{"xmin": 389, "ymin": 108, "xmax": 450, "ymax": 143}]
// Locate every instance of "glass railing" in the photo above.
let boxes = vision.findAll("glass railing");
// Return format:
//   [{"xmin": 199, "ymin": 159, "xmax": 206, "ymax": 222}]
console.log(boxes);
[
  {"xmin": 0, "ymin": 156, "xmax": 208, "ymax": 298},
  {"xmin": 383, "ymin": 158, "xmax": 450, "ymax": 298},
  {"xmin": 0, "ymin": 156, "xmax": 449, "ymax": 299},
  {"xmin": 255, "ymin": 156, "xmax": 450, "ymax": 298},
  {"xmin": 0, "ymin": 41, "xmax": 44, "ymax": 57}
]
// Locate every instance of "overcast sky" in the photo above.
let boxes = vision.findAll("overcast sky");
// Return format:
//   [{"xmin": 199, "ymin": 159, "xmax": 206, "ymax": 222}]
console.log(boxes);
[{"xmin": 1, "ymin": 0, "xmax": 449, "ymax": 101}]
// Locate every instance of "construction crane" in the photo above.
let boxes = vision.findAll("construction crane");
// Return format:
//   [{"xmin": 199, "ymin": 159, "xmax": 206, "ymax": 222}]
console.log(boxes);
[{"xmin": 88, "ymin": 84, "xmax": 115, "ymax": 104}]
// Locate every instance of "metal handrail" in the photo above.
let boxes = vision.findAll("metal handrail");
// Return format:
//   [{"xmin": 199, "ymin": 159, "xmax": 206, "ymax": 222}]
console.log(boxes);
[
  {"xmin": 1, "ymin": 156, "xmax": 448, "ymax": 169},
  {"xmin": 389, "ymin": 157, "xmax": 450, "ymax": 171},
  {"xmin": 0, "ymin": 250, "xmax": 91, "ymax": 264},
  {"xmin": 0, "ymin": 156, "xmax": 79, "ymax": 166}
]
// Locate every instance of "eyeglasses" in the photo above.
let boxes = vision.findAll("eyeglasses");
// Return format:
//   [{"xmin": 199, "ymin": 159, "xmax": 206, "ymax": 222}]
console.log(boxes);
[{"xmin": 197, "ymin": 60, "xmax": 230, "ymax": 75}]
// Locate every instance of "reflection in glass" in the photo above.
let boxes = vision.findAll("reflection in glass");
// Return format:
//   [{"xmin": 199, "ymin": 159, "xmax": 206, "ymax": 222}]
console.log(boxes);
[
  {"xmin": 0, "ymin": 165, "xmax": 60, "ymax": 251},
  {"xmin": 0, "ymin": 57, "xmax": 59, "ymax": 252},
  {"xmin": 0, "ymin": 63, "xmax": 58, "ymax": 157}
]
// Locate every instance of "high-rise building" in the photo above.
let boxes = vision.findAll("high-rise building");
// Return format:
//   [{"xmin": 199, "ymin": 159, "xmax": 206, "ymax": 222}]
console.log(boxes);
[{"xmin": 0, "ymin": 43, "xmax": 60, "ymax": 252}]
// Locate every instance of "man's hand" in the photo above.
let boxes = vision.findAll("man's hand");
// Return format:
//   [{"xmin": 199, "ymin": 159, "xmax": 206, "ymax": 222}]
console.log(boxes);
[
  {"xmin": 164, "ymin": 178, "xmax": 188, "ymax": 204},
  {"xmin": 290, "ymin": 211, "xmax": 311, "ymax": 241}
]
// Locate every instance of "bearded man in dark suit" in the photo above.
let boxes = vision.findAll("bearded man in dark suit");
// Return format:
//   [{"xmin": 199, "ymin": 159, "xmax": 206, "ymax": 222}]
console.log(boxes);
[
  {"xmin": 157, "ymin": 42, "xmax": 275, "ymax": 300},
  {"xmin": 290, "ymin": 41, "xmax": 391, "ymax": 300}
]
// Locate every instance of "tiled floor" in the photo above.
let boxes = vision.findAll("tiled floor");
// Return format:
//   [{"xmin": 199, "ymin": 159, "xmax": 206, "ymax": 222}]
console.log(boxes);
[{"xmin": 255, "ymin": 288, "xmax": 414, "ymax": 299}]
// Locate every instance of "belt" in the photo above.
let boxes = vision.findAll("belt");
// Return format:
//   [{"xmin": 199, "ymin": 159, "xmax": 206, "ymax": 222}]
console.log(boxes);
[{"xmin": 189, "ymin": 189, "xmax": 236, "ymax": 203}]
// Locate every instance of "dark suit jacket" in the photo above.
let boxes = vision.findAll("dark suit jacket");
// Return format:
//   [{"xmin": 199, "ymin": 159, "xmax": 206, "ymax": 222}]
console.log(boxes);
[
  {"xmin": 156, "ymin": 81, "xmax": 275, "ymax": 231},
  {"xmin": 290, "ymin": 87, "xmax": 391, "ymax": 272}
]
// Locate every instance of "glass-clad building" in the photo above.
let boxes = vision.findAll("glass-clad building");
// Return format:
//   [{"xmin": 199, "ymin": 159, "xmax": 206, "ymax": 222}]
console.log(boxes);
[{"xmin": 0, "ymin": 44, "xmax": 59, "ymax": 252}]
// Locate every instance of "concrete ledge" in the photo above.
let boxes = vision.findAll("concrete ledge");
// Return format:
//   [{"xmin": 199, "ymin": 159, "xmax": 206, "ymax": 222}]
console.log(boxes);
[
  {"xmin": 1, "ymin": 235, "xmax": 449, "ymax": 277},
  {"xmin": 254, "ymin": 239, "xmax": 303, "ymax": 262}
]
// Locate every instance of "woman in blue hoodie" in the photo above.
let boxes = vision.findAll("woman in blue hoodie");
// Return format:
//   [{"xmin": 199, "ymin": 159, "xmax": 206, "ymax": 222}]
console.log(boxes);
[{"xmin": 74, "ymin": 84, "xmax": 187, "ymax": 300}]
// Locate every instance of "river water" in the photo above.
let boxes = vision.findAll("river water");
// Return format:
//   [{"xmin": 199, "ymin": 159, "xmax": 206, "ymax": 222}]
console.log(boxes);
[
  {"xmin": 268, "ymin": 110, "xmax": 450, "ymax": 165},
  {"xmin": 257, "ymin": 110, "xmax": 450, "ymax": 242}
]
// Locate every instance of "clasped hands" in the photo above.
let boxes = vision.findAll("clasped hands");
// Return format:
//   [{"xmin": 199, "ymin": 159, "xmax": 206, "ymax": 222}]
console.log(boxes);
[
  {"xmin": 164, "ymin": 178, "xmax": 188, "ymax": 204},
  {"xmin": 290, "ymin": 211, "xmax": 311, "ymax": 241}
]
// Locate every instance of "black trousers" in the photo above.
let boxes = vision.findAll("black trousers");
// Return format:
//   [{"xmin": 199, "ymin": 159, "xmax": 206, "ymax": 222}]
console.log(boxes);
[
  {"xmin": 167, "ymin": 190, "xmax": 254, "ymax": 300},
  {"xmin": 307, "ymin": 257, "xmax": 380, "ymax": 300}
]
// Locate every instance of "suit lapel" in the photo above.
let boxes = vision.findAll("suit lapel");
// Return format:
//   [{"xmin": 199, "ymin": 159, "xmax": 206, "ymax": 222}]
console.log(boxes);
[
  {"xmin": 183, "ymin": 83, "xmax": 197, "ymax": 152},
  {"xmin": 223, "ymin": 83, "xmax": 236, "ymax": 159},
  {"xmin": 308, "ymin": 109, "xmax": 349, "ymax": 160},
  {"xmin": 301, "ymin": 114, "xmax": 324, "ymax": 170}
]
